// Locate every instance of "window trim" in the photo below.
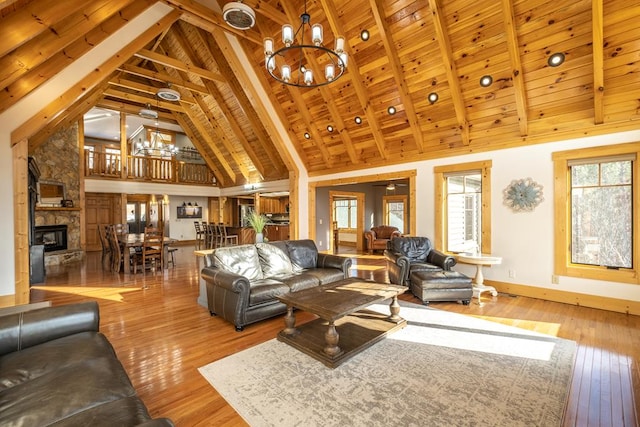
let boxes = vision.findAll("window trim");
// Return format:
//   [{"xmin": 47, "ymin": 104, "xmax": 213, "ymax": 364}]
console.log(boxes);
[
  {"xmin": 552, "ymin": 142, "xmax": 640, "ymax": 284},
  {"xmin": 434, "ymin": 160, "xmax": 492, "ymax": 254},
  {"xmin": 383, "ymin": 194, "xmax": 408, "ymax": 233}
]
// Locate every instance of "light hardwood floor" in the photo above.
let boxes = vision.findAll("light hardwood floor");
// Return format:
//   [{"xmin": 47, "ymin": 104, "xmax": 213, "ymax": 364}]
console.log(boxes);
[{"xmin": 30, "ymin": 246, "xmax": 639, "ymax": 426}]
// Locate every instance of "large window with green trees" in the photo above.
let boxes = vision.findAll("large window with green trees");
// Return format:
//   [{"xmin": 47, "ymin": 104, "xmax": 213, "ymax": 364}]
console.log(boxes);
[{"xmin": 553, "ymin": 142, "xmax": 639, "ymax": 284}]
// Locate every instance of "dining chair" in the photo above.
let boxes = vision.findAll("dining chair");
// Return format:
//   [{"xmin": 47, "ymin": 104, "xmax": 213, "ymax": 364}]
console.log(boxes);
[
  {"xmin": 133, "ymin": 226, "xmax": 164, "ymax": 274},
  {"xmin": 107, "ymin": 225, "xmax": 124, "ymax": 273},
  {"xmin": 194, "ymin": 221, "xmax": 204, "ymax": 249},
  {"xmin": 218, "ymin": 223, "xmax": 238, "ymax": 246},
  {"xmin": 97, "ymin": 224, "xmax": 111, "ymax": 268}
]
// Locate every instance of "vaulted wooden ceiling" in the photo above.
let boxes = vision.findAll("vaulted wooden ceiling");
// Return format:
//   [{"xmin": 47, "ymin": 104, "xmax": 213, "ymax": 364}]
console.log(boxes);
[{"xmin": 2, "ymin": 0, "xmax": 639, "ymax": 188}]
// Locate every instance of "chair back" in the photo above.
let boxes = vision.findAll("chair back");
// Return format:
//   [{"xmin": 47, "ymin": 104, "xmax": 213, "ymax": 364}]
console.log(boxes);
[
  {"xmin": 97, "ymin": 224, "xmax": 110, "ymax": 253},
  {"xmin": 142, "ymin": 226, "xmax": 164, "ymax": 272},
  {"xmin": 107, "ymin": 225, "xmax": 123, "ymax": 272}
]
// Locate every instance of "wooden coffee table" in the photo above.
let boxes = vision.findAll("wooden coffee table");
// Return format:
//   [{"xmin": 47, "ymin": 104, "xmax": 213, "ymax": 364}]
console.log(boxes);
[{"xmin": 277, "ymin": 278, "xmax": 407, "ymax": 368}]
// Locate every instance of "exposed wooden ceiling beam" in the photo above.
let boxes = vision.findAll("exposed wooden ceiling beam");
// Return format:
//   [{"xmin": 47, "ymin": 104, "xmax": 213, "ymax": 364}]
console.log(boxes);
[
  {"xmin": 134, "ymin": 48, "xmax": 226, "ymax": 82},
  {"xmin": 320, "ymin": 0, "xmax": 387, "ymax": 159},
  {"xmin": 12, "ymin": 8, "xmax": 182, "ymax": 146},
  {"xmin": 0, "ymin": 0, "xmax": 155, "ymax": 115},
  {"xmin": 103, "ymin": 87, "xmax": 186, "ymax": 113},
  {"xmin": 501, "ymin": 0, "xmax": 529, "ymax": 136},
  {"xmin": 117, "ymin": 63, "xmax": 210, "ymax": 96},
  {"xmin": 369, "ymin": 0, "xmax": 424, "ymax": 153},
  {"xmin": 428, "ymin": 0, "xmax": 470, "ymax": 146},
  {"xmin": 173, "ymin": 112, "xmax": 227, "ymax": 187},
  {"xmin": 204, "ymin": 27, "xmax": 288, "ymax": 175},
  {"xmin": 108, "ymin": 77, "xmax": 195, "ymax": 105},
  {"xmin": 96, "ymin": 98, "xmax": 177, "ymax": 123},
  {"xmin": 246, "ymin": 1, "xmax": 287, "ymax": 24},
  {"xmin": 592, "ymin": 0, "xmax": 604, "ymax": 125},
  {"xmin": 179, "ymin": 106, "xmax": 237, "ymax": 183},
  {"xmin": 169, "ymin": 23, "xmax": 268, "ymax": 178},
  {"xmin": 0, "ymin": 0, "xmax": 89, "ymax": 58}
]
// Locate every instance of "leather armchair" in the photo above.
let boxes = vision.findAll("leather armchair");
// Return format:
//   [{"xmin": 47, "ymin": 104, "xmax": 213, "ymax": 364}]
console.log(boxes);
[
  {"xmin": 384, "ymin": 236, "xmax": 457, "ymax": 286},
  {"xmin": 364, "ymin": 225, "xmax": 401, "ymax": 254}
]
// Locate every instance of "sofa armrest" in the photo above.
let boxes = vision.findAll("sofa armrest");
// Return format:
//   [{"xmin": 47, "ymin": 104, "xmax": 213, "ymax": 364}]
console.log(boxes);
[
  {"xmin": 426, "ymin": 249, "xmax": 457, "ymax": 270},
  {"xmin": 201, "ymin": 267, "xmax": 250, "ymax": 294},
  {"xmin": 384, "ymin": 250, "xmax": 409, "ymax": 285},
  {"xmin": 0, "ymin": 301, "xmax": 99, "ymax": 356},
  {"xmin": 316, "ymin": 253, "xmax": 352, "ymax": 278}
]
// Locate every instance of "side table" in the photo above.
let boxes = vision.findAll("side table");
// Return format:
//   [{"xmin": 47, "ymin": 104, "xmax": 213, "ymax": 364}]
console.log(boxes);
[{"xmin": 455, "ymin": 253, "xmax": 502, "ymax": 305}]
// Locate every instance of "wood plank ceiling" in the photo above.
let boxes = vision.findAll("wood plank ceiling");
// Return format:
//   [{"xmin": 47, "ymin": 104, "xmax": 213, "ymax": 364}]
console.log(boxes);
[{"xmin": 2, "ymin": 0, "xmax": 639, "ymax": 187}]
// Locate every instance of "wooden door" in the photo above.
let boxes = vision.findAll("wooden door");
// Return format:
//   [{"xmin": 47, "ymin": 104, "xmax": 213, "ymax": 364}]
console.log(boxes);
[{"xmin": 85, "ymin": 193, "xmax": 116, "ymax": 251}]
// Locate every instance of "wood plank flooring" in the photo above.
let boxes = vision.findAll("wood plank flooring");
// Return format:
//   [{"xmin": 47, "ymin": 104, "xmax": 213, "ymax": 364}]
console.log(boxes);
[{"xmin": 30, "ymin": 246, "xmax": 639, "ymax": 426}]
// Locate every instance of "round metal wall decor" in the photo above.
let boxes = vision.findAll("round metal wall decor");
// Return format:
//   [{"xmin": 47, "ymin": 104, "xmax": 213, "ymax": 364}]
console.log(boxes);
[{"xmin": 503, "ymin": 178, "xmax": 544, "ymax": 212}]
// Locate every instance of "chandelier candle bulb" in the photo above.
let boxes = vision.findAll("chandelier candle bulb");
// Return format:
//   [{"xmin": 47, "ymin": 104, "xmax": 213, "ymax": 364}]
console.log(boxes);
[
  {"xmin": 312, "ymin": 24, "xmax": 323, "ymax": 45},
  {"xmin": 282, "ymin": 25, "xmax": 294, "ymax": 46},
  {"xmin": 304, "ymin": 69, "xmax": 313, "ymax": 85},
  {"xmin": 264, "ymin": 38, "xmax": 273, "ymax": 56},
  {"xmin": 325, "ymin": 64, "xmax": 335, "ymax": 81},
  {"xmin": 335, "ymin": 36, "xmax": 345, "ymax": 53},
  {"xmin": 339, "ymin": 52, "xmax": 348, "ymax": 68},
  {"xmin": 281, "ymin": 65, "xmax": 291, "ymax": 82}
]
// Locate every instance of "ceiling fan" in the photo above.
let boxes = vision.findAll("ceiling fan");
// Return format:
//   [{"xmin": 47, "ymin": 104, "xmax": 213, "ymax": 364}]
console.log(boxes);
[{"xmin": 373, "ymin": 180, "xmax": 408, "ymax": 191}]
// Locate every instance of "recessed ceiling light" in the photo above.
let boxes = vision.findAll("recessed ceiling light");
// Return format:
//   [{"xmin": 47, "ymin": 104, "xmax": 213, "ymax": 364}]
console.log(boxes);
[
  {"xmin": 304, "ymin": 132, "xmax": 310, "ymax": 139},
  {"xmin": 548, "ymin": 52, "xmax": 565, "ymax": 67},
  {"xmin": 428, "ymin": 92, "xmax": 439, "ymax": 104},
  {"xmin": 480, "ymin": 75, "xmax": 493, "ymax": 87},
  {"xmin": 327, "ymin": 125, "xmax": 334, "ymax": 132},
  {"xmin": 354, "ymin": 116, "xmax": 362, "ymax": 124},
  {"xmin": 361, "ymin": 29, "xmax": 370, "ymax": 41},
  {"xmin": 387, "ymin": 106, "xmax": 396, "ymax": 115}
]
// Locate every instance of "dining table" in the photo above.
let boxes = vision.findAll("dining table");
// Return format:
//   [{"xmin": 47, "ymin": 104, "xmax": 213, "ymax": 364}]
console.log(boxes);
[{"xmin": 117, "ymin": 233, "xmax": 177, "ymax": 273}]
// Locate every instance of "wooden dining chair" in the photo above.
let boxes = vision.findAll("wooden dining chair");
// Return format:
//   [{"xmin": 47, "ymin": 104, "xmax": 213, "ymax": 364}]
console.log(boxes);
[
  {"xmin": 97, "ymin": 224, "xmax": 111, "ymax": 268},
  {"xmin": 218, "ymin": 223, "xmax": 238, "ymax": 246},
  {"xmin": 133, "ymin": 226, "xmax": 164, "ymax": 274},
  {"xmin": 107, "ymin": 225, "xmax": 124, "ymax": 273}
]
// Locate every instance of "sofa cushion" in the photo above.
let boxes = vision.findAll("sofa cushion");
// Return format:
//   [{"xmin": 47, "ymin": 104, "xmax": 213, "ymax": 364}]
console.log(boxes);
[
  {"xmin": 303, "ymin": 268, "xmax": 347, "ymax": 285},
  {"xmin": 212, "ymin": 244, "xmax": 263, "ymax": 281},
  {"xmin": 389, "ymin": 236, "xmax": 432, "ymax": 262},
  {"xmin": 256, "ymin": 243, "xmax": 293, "ymax": 277},
  {"xmin": 286, "ymin": 239, "xmax": 318, "ymax": 271},
  {"xmin": 275, "ymin": 273, "xmax": 320, "ymax": 292},
  {"xmin": 248, "ymin": 279, "xmax": 291, "ymax": 306}
]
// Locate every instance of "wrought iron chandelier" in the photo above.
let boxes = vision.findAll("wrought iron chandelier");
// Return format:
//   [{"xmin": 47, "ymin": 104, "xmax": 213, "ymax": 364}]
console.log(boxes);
[{"xmin": 263, "ymin": 0, "xmax": 347, "ymax": 88}]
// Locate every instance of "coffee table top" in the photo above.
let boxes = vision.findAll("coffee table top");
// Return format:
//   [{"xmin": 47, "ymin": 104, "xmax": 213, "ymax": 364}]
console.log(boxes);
[{"xmin": 277, "ymin": 278, "xmax": 406, "ymax": 322}]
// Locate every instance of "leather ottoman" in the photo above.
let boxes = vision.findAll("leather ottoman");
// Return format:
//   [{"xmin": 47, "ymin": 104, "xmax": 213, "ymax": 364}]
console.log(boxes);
[{"xmin": 409, "ymin": 270, "xmax": 472, "ymax": 305}]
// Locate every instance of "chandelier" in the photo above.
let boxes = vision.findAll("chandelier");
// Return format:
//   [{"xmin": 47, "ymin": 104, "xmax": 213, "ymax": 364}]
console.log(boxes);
[{"xmin": 263, "ymin": 0, "xmax": 347, "ymax": 87}]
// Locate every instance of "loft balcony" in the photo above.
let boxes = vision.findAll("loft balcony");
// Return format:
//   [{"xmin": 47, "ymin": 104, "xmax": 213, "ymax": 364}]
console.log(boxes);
[{"xmin": 84, "ymin": 151, "xmax": 217, "ymax": 186}]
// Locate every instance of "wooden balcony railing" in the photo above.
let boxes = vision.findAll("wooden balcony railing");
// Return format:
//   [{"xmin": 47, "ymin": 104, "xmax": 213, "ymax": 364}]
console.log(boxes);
[{"xmin": 84, "ymin": 151, "xmax": 217, "ymax": 186}]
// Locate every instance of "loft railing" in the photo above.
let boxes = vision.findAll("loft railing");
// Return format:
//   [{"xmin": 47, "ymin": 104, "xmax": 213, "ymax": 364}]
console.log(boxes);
[{"xmin": 84, "ymin": 151, "xmax": 217, "ymax": 186}]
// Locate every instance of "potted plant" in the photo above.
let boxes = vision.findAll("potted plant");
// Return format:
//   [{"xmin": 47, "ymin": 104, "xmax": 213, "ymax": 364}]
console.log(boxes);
[{"xmin": 246, "ymin": 210, "xmax": 268, "ymax": 243}]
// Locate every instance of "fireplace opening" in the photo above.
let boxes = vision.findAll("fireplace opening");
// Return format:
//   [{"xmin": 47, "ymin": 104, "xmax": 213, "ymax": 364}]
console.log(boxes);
[{"xmin": 34, "ymin": 225, "xmax": 68, "ymax": 252}]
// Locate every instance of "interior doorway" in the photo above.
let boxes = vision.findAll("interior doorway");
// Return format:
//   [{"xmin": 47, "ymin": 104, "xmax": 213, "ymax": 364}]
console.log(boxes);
[
  {"xmin": 126, "ymin": 201, "xmax": 147, "ymax": 234},
  {"xmin": 329, "ymin": 191, "xmax": 365, "ymax": 253}
]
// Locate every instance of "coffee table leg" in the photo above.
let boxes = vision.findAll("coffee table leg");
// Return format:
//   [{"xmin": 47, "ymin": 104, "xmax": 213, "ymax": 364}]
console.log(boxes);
[
  {"xmin": 388, "ymin": 295, "xmax": 403, "ymax": 323},
  {"xmin": 323, "ymin": 321, "xmax": 342, "ymax": 358},
  {"xmin": 282, "ymin": 306, "xmax": 297, "ymax": 335}
]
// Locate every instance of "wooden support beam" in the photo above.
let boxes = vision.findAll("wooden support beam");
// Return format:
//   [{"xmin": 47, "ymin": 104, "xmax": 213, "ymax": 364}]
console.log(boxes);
[
  {"xmin": 134, "ymin": 48, "xmax": 225, "ymax": 82},
  {"xmin": 369, "ymin": 0, "xmax": 424, "ymax": 153},
  {"xmin": 117, "ymin": 63, "xmax": 209, "ymax": 95},
  {"xmin": 0, "ymin": 0, "xmax": 155, "ymax": 115},
  {"xmin": 428, "ymin": 0, "xmax": 470, "ymax": 146},
  {"xmin": 107, "ymin": 77, "xmax": 195, "ymax": 106},
  {"xmin": 501, "ymin": 0, "xmax": 528, "ymax": 136},
  {"xmin": 103, "ymin": 87, "xmax": 186, "ymax": 113},
  {"xmin": 320, "ymin": 0, "xmax": 387, "ymax": 159},
  {"xmin": 592, "ymin": 0, "xmax": 604, "ymax": 125}
]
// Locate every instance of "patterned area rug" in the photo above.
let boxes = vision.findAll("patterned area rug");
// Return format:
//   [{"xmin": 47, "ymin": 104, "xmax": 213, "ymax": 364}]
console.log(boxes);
[{"xmin": 199, "ymin": 302, "xmax": 577, "ymax": 427}]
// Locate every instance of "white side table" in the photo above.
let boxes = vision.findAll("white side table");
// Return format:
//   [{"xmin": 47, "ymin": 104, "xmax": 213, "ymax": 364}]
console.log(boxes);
[{"xmin": 455, "ymin": 253, "xmax": 502, "ymax": 305}]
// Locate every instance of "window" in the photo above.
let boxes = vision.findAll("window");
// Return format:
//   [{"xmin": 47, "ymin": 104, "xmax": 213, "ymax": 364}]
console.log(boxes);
[
  {"xmin": 383, "ymin": 195, "xmax": 407, "ymax": 233},
  {"xmin": 333, "ymin": 198, "xmax": 357, "ymax": 229},
  {"xmin": 553, "ymin": 143, "xmax": 639, "ymax": 283},
  {"xmin": 435, "ymin": 161, "xmax": 492, "ymax": 253}
]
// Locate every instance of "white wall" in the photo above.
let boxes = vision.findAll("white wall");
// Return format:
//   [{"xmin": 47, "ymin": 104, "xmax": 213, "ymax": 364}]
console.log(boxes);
[
  {"xmin": 310, "ymin": 130, "xmax": 640, "ymax": 303},
  {"xmin": 168, "ymin": 196, "xmax": 209, "ymax": 240}
]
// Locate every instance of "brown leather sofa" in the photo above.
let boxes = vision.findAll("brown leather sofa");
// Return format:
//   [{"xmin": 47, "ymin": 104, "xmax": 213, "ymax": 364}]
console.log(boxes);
[
  {"xmin": 364, "ymin": 225, "xmax": 402, "ymax": 253},
  {"xmin": 0, "ymin": 302, "xmax": 173, "ymax": 427},
  {"xmin": 201, "ymin": 239, "xmax": 352, "ymax": 331}
]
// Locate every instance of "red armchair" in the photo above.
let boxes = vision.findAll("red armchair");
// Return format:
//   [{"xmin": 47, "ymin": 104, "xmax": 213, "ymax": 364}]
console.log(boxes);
[{"xmin": 364, "ymin": 225, "xmax": 401, "ymax": 254}]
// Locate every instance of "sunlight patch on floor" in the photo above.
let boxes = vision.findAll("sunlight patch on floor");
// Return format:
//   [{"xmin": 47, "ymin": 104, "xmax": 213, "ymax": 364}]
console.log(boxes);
[
  {"xmin": 471, "ymin": 315, "xmax": 562, "ymax": 337},
  {"xmin": 31, "ymin": 286, "xmax": 142, "ymax": 302}
]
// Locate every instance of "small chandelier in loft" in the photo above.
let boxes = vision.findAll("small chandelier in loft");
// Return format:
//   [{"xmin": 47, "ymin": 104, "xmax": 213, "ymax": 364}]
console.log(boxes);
[{"xmin": 263, "ymin": 0, "xmax": 347, "ymax": 88}]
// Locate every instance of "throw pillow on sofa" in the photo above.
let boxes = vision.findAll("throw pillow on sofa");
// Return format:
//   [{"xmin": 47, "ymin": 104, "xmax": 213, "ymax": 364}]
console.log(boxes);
[
  {"xmin": 256, "ymin": 243, "xmax": 293, "ymax": 277},
  {"xmin": 213, "ymin": 244, "xmax": 263, "ymax": 280}
]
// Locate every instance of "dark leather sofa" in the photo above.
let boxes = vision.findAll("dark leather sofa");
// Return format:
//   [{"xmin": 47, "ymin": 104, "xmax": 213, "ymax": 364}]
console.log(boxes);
[
  {"xmin": 201, "ymin": 239, "xmax": 352, "ymax": 331},
  {"xmin": 0, "ymin": 301, "xmax": 173, "ymax": 427},
  {"xmin": 384, "ymin": 236, "xmax": 457, "ymax": 286}
]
